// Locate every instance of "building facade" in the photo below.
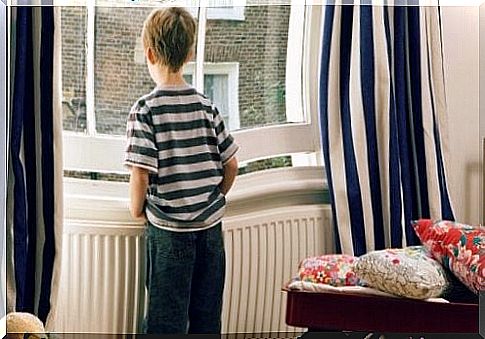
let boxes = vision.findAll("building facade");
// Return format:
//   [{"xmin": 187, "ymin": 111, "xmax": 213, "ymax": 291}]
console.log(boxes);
[{"xmin": 61, "ymin": 5, "xmax": 291, "ymax": 137}]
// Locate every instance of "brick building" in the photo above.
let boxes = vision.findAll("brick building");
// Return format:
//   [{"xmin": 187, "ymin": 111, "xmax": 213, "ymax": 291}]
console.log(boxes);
[{"xmin": 61, "ymin": 5, "xmax": 291, "ymax": 136}]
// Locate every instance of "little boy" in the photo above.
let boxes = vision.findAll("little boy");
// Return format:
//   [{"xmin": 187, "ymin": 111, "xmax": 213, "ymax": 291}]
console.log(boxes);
[{"xmin": 123, "ymin": 7, "xmax": 239, "ymax": 334}]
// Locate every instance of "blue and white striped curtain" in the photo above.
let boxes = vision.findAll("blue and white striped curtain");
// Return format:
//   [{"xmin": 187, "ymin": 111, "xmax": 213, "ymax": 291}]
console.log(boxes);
[
  {"xmin": 7, "ymin": 6, "xmax": 63, "ymax": 326},
  {"xmin": 1, "ymin": 0, "xmax": 7, "ymax": 323},
  {"xmin": 319, "ymin": 4, "xmax": 454, "ymax": 256}
]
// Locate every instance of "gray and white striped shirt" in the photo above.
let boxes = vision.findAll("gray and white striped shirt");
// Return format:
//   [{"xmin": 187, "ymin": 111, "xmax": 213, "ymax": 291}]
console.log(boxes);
[{"xmin": 124, "ymin": 84, "xmax": 239, "ymax": 231}]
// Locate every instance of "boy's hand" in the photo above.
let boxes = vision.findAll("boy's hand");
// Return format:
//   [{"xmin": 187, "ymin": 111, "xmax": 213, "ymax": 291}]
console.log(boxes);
[
  {"xmin": 129, "ymin": 166, "xmax": 150, "ymax": 220},
  {"xmin": 219, "ymin": 156, "xmax": 238, "ymax": 196},
  {"xmin": 132, "ymin": 211, "xmax": 148, "ymax": 223}
]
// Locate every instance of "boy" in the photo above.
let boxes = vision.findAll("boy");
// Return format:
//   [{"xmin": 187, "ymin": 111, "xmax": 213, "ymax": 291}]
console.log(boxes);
[{"xmin": 123, "ymin": 7, "xmax": 239, "ymax": 334}]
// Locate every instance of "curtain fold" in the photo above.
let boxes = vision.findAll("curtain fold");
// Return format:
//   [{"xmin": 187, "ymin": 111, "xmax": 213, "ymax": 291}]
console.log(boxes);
[
  {"xmin": 7, "ymin": 6, "xmax": 62, "ymax": 325},
  {"xmin": 46, "ymin": 6, "xmax": 64, "ymax": 330},
  {"xmin": 319, "ymin": 4, "xmax": 454, "ymax": 256}
]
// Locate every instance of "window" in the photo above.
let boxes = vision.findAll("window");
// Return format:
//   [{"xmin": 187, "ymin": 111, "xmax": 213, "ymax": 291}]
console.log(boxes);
[
  {"xmin": 134, "ymin": 41, "xmax": 240, "ymax": 131},
  {"xmin": 184, "ymin": 62, "xmax": 240, "ymax": 130},
  {"xmin": 61, "ymin": 1, "xmax": 322, "ymax": 176}
]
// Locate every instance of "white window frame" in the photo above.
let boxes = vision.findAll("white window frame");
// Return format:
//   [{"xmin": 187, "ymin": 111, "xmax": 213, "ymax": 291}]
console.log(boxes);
[{"xmin": 62, "ymin": 3, "xmax": 323, "ymax": 174}]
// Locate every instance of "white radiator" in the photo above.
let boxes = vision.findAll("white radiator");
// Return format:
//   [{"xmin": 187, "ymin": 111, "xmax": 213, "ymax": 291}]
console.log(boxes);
[
  {"xmin": 222, "ymin": 205, "xmax": 332, "ymax": 334},
  {"xmin": 55, "ymin": 205, "xmax": 332, "ymax": 334},
  {"xmin": 55, "ymin": 222, "xmax": 146, "ymax": 333}
]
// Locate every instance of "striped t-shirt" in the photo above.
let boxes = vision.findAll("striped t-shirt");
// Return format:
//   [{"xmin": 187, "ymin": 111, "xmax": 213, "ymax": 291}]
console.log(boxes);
[{"xmin": 124, "ymin": 84, "xmax": 239, "ymax": 231}]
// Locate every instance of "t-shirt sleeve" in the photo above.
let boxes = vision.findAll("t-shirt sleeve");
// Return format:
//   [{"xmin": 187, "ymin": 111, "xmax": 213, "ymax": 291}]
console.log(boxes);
[
  {"xmin": 123, "ymin": 100, "xmax": 158, "ymax": 174},
  {"xmin": 213, "ymin": 106, "xmax": 239, "ymax": 165}
]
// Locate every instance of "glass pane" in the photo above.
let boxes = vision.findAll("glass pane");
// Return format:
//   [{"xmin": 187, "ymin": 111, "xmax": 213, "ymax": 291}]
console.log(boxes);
[
  {"xmin": 61, "ymin": 7, "xmax": 88, "ymax": 133},
  {"xmin": 238, "ymin": 156, "xmax": 292, "ymax": 176},
  {"xmin": 183, "ymin": 73, "xmax": 194, "ymax": 85},
  {"xmin": 64, "ymin": 170, "xmax": 129, "ymax": 182},
  {"xmin": 93, "ymin": 7, "xmax": 198, "ymax": 135},
  {"xmin": 204, "ymin": 5, "xmax": 304, "ymax": 131},
  {"xmin": 204, "ymin": 74, "xmax": 230, "ymax": 126},
  {"xmin": 61, "ymin": 3, "xmax": 306, "ymax": 178}
]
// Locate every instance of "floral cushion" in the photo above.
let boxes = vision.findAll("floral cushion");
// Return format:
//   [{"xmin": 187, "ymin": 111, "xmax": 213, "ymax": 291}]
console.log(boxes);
[
  {"xmin": 353, "ymin": 246, "xmax": 449, "ymax": 299},
  {"xmin": 287, "ymin": 279, "xmax": 397, "ymax": 297},
  {"xmin": 412, "ymin": 219, "xmax": 485, "ymax": 294},
  {"xmin": 298, "ymin": 254, "xmax": 364, "ymax": 287}
]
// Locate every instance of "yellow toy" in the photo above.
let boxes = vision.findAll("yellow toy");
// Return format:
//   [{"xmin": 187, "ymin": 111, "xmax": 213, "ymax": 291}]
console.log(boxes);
[{"xmin": 6, "ymin": 312, "xmax": 47, "ymax": 339}]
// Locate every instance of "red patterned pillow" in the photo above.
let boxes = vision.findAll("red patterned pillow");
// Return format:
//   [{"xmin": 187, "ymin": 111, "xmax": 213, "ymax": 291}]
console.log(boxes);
[
  {"xmin": 412, "ymin": 219, "xmax": 485, "ymax": 294},
  {"xmin": 298, "ymin": 254, "xmax": 364, "ymax": 287}
]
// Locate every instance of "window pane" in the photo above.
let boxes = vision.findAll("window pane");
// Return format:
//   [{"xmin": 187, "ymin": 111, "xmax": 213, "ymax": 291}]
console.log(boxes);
[
  {"xmin": 204, "ymin": 5, "xmax": 304, "ymax": 131},
  {"xmin": 61, "ymin": 7, "xmax": 88, "ymax": 133},
  {"xmin": 64, "ymin": 170, "xmax": 129, "ymax": 182},
  {"xmin": 238, "ymin": 156, "xmax": 292, "ymax": 176},
  {"xmin": 204, "ymin": 74, "xmax": 230, "ymax": 126},
  {"xmin": 184, "ymin": 74, "xmax": 194, "ymax": 85},
  {"xmin": 62, "ymin": 4, "xmax": 303, "ymax": 137},
  {"xmin": 93, "ymin": 7, "xmax": 198, "ymax": 135}
]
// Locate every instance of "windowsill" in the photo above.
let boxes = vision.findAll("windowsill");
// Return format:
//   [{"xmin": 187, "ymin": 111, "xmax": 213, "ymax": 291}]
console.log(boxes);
[{"xmin": 63, "ymin": 166, "xmax": 328, "ymax": 223}]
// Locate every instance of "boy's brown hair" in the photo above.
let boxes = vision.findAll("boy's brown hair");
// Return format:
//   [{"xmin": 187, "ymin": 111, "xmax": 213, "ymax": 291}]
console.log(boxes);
[{"xmin": 142, "ymin": 7, "xmax": 197, "ymax": 73}]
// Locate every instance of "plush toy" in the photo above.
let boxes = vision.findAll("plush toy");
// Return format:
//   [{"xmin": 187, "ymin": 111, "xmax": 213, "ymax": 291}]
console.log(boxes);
[{"xmin": 6, "ymin": 312, "xmax": 47, "ymax": 339}]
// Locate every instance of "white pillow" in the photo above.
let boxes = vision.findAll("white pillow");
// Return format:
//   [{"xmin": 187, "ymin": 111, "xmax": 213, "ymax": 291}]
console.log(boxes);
[{"xmin": 353, "ymin": 246, "xmax": 449, "ymax": 299}]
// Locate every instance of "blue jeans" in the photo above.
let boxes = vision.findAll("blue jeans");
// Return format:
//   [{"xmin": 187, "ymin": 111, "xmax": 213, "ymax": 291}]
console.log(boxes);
[{"xmin": 144, "ymin": 222, "xmax": 226, "ymax": 334}]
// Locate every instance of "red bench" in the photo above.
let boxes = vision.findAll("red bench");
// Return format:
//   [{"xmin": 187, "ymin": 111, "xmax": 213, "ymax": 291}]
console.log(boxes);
[{"xmin": 285, "ymin": 288, "xmax": 479, "ymax": 333}]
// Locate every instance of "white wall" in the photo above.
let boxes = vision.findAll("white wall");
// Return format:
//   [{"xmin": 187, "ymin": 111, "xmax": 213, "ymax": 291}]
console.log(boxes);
[{"xmin": 441, "ymin": 6, "xmax": 482, "ymax": 224}]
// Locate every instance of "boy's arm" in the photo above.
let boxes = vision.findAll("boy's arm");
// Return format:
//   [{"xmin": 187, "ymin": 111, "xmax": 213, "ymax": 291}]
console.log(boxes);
[
  {"xmin": 129, "ymin": 166, "xmax": 149, "ymax": 220},
  {"xmin": 219, "ymin": 156, "xmax": 238, "ymax": 196}
]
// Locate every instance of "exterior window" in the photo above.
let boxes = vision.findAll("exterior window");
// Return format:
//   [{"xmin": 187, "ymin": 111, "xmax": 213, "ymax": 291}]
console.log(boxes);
[
  {"xmin": 189, "ymin": 0, "xmax": 246, "ymax": 21},
  {"xmin": 61, "ymin": 2, "xmax": 317, "ymax": 176},
  {"xmin": 184, "ymin": 62, "xmax": 240, "ymax": 131},
  {"xmin": 134, "ymin": 45, "xmax": 240, "ymax": 131},
  {"xmin": 205, "ymin": 74, "xmax": 232, "ymax": 125}
]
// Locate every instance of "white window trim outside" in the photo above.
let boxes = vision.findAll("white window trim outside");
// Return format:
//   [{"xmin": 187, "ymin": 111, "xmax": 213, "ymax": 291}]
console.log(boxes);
[
  {"xmin": 62, "ymin": 4, "xmax": 323, "ymax": 174},
  {"xmin": 186, "ymin": 6, "xmax": 245, "ymax": 21},
  {"xmin": 207, "ymin": 6, "xmax": 245, "ymax": 21},
  {"xmin": 184, "ymin": 62, "xmax": 240, "ymax": 131},
  {"xmin": 134, "ymin": 39, "xmax": 240, "ymax": 130},
  {"xmin": 186, "ymin": 0, "xmax": 246, "ymax": 21}
]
